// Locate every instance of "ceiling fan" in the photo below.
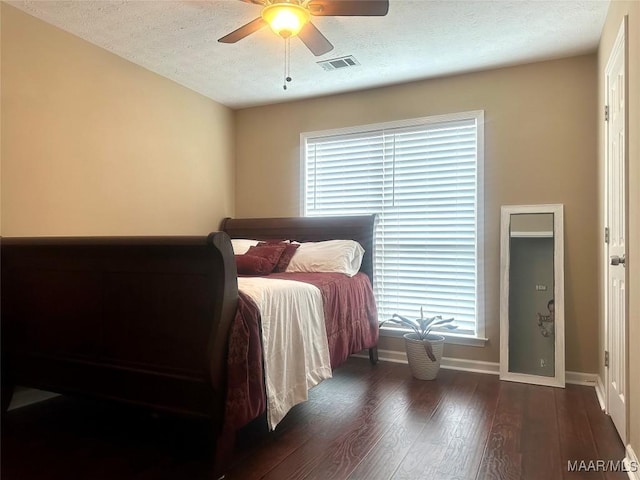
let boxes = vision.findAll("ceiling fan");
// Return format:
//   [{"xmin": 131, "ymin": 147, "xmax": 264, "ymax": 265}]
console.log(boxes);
[{"xmin": 218, "ymin": 0, "xmax": 390, "ymax": 57}]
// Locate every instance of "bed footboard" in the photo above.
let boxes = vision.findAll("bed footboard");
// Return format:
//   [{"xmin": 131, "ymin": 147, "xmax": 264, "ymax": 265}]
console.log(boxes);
[{"xmin": 1, "ymin": 233, "xmax": 238, "ymax": 422}]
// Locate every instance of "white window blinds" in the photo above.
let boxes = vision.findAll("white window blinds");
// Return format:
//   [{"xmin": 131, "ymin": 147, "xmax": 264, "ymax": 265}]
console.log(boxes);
[{"xmin": 303, "ymin": 112, "xmax": 483, "ymax": 336}]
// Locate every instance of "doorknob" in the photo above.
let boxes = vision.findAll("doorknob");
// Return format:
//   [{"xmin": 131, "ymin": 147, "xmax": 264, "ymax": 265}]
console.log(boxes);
[{"xmin": 610, "ymin": 254, "xmax": 626, "ymax": 266}]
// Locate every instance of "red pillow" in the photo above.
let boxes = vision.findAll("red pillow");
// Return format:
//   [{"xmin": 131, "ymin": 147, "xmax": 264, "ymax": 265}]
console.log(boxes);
[
  {"xmin": 258, "ymin": 241, "xmax": 300, "ymax": 272},
  {"xmin": 235, "ymin": 244, "xmax": 287, "ymax": 276},
  {"xmin": 235, "ymin": 255, "xmax": 275, "ymax": 276}
]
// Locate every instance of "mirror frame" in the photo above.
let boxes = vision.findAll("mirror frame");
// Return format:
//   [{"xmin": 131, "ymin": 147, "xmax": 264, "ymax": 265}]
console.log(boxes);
[{"xmin": 499, "ymin": 204, "xmax": 565, "ymax": 387}]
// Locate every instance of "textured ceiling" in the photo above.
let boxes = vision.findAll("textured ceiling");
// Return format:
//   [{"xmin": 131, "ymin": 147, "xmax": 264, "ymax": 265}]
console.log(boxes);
[{"xmin": 9, "ymin": 0, "xmax": 610, "ymax": 109}]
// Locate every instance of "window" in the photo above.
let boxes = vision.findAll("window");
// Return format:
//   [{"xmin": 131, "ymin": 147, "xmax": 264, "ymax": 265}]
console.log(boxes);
[{"xmin": 302, "ymin": 111, "xmax": 484, "ymax": 338}]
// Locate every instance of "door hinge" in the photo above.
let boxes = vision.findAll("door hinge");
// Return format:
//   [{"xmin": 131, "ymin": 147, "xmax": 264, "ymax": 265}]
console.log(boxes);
[
  {"xmin": 605, "ymin": 227, "xmax": 610, "ymax": 244},
  {"xmin": 605, "ymin": 105, "xmax": 609, "ymax": 122},
  {"xmin": 605, "ymin": 350, "xmax": 609, "ymax": 368}
]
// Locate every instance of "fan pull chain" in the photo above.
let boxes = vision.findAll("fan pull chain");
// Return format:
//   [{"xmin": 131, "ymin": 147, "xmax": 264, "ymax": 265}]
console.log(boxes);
[{"xmin": 283, "ymin": 37, "xmax": 292, "ymax": 90}]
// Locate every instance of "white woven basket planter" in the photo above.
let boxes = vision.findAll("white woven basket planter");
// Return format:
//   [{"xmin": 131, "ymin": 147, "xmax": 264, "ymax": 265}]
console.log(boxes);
[{"xmin": 403, "ymin": 333, "xmax": 445, "ymax": 380}]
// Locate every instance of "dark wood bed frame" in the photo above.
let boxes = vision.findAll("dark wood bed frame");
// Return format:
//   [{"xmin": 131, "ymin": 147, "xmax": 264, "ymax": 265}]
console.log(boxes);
[{"xmin": 1, "ymin": 215, "xmax": 378, "ymax": 467}]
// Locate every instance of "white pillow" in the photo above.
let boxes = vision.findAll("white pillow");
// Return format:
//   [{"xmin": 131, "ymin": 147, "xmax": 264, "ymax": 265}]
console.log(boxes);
[
  {"xmin": 285, "ymin": 240, "xmax": 365, "ymax": 277},
  {"xmin": 230, "ymin": 239, "xmax": 260, "ymax": 255}
]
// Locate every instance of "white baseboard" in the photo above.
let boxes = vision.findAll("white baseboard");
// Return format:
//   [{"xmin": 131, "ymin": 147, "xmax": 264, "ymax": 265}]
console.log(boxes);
[
  {"xmin": 357, "ymin": 349, "xmax": 596, "ymax": 386},
  {"xmin": 368, "ymin": 348, "xmax": 407, "ymax": 364},
  {"xmin": 625, "ymin": 444, "xmax": 640, "ymax": 480},
  {"xmin": 440, "ymin": 356, "xmax": 499, "ymax": 375},
  {"xmin": 565, "ymin": 371, "xmax": 597, "ymax": 387},
  {"xmin": 363, "ymin": 349, "xmax": 501, "ymax": 375},
  {"xmin": 595, "ymin": 375, "xmax": 607, "ymax": 411},
  {"xmin": 8, "ymin": 388, "xmax": 59, "ymax": 410}
]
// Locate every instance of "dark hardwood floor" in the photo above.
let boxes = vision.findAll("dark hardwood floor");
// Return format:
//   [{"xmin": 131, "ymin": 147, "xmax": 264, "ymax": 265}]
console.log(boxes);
[{"xmin": 1, "ymin": 358, "xmax": 626, "ymax": 480}]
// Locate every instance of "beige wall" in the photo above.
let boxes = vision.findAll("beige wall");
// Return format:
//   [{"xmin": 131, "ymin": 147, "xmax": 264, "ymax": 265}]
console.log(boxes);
[
  {"xmin": 235, "ymin": 55, "xmax": 599, "ymax": 372},
  {"xmin": 598, "ymin": 0, "xmax": 639, "ymax": 455},
  {"xmin": 1, "ymin": 4, "xmax": 235, "ymax": 236}
]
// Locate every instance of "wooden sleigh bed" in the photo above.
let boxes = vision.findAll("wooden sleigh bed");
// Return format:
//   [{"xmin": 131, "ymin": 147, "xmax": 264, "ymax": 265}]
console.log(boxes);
[{"xmin": 1, "ymin": 215, "xmax": 379, "ymax": 472}]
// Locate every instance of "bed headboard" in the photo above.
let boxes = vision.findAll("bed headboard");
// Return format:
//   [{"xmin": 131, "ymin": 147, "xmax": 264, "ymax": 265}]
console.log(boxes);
[{"xmin": 220, "ymin": 215, "xmax": 377, "ymax": 282}]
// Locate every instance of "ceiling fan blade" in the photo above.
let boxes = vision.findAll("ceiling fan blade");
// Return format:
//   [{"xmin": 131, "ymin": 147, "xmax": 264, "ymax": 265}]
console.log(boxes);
[
  {"xmin": 298, "ymin": 22, "xmax": 334, "ymax": 56},
  {"xmin": 307, "ymin": 0, "xmax": 389, "ymax": 16},
  {"xmin": 218, "ymin": 17, "xmax": 267, "ymax": 43}
]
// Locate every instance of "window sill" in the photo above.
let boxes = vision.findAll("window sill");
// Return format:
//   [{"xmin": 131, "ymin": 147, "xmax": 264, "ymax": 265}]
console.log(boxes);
[{"xmin": 379, "ymin": 326, "xmax": 488, "ymax": 347}]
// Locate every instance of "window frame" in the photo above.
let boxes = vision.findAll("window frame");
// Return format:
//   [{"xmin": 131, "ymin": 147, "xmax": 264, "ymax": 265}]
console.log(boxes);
[{"xmin": 300, "ymin": 110, "xmax": 486, "ymax": 343}]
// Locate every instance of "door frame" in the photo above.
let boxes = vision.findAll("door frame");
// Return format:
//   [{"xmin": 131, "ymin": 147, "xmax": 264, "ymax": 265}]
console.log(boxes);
[{"xmin": 602, "ymin": 15, "xmax": 628, "ymax": 444}]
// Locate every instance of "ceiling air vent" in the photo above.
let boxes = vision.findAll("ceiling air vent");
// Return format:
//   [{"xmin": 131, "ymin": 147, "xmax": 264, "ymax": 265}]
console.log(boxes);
[{"xmin": 317, "ymin": 55, "xmax": 360, "ymax": 71}]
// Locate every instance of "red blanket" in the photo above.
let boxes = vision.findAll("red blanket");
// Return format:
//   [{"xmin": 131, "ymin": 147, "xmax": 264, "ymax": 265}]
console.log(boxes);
[{"xmin": 223, "ymin": 272, "xmax": 378, "ymax": 433}]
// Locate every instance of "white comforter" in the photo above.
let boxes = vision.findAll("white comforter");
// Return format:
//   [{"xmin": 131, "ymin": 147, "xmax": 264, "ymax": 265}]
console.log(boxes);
[{"xmin": 237, "ymin": 277, "xmax": 332, "ymax": 430}]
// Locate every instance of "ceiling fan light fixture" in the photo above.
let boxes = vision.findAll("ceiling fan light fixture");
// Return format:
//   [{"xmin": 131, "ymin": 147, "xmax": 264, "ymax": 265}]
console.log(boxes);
[{"xmin": 261, "ymin": 3, "xmax": 310, "ymax": 38}]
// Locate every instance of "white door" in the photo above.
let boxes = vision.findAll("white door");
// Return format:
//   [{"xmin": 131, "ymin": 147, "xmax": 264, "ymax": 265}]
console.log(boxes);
[{"xmin": 605, "ymin": 19, "xmax": 627, "ymax": 443}]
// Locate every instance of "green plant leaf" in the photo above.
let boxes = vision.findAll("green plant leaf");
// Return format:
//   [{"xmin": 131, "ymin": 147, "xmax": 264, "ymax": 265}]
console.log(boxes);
[
  {"xmin": 441, "ymin": 324, "xmax": 458, "ymax": 330},
  {"xmin": 423, "ymin": 339, "xmax": 436, "ymax": 361},
  {"xmin": 382, "ymin": 310, "xmax": 457, "ymax": 339},
  {"xmin": 380, "ymin": 314, "xmax": 422, "ymax": 337},
  {"xmin": 392, "ymin": 314, "xmax": 421, "ymax": 330},
  {"xmin": 430, "ymin": 317, "xmax": 455, "ymax": 327}
]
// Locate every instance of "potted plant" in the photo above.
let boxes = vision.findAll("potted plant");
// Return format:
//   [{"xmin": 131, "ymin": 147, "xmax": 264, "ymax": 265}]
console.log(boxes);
[{"xmin": 381, "ymin": 308, "xmax": 456, "ymax": 380}]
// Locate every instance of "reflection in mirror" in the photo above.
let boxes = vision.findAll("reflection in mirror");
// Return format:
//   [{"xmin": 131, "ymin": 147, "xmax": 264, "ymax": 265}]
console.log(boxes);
[
  {"xmin": 500, "ymin": 204, "xmax": 564, "ymax": 388},
  {"xmin": 508, "ymin": 213, "xmax": 555, "ymax": 377}
]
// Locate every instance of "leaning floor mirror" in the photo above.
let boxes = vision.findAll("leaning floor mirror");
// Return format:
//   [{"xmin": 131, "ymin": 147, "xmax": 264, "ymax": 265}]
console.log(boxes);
[{"xmin": 499, "ymin": 204, "xmax": 565, "ymax": 387}]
